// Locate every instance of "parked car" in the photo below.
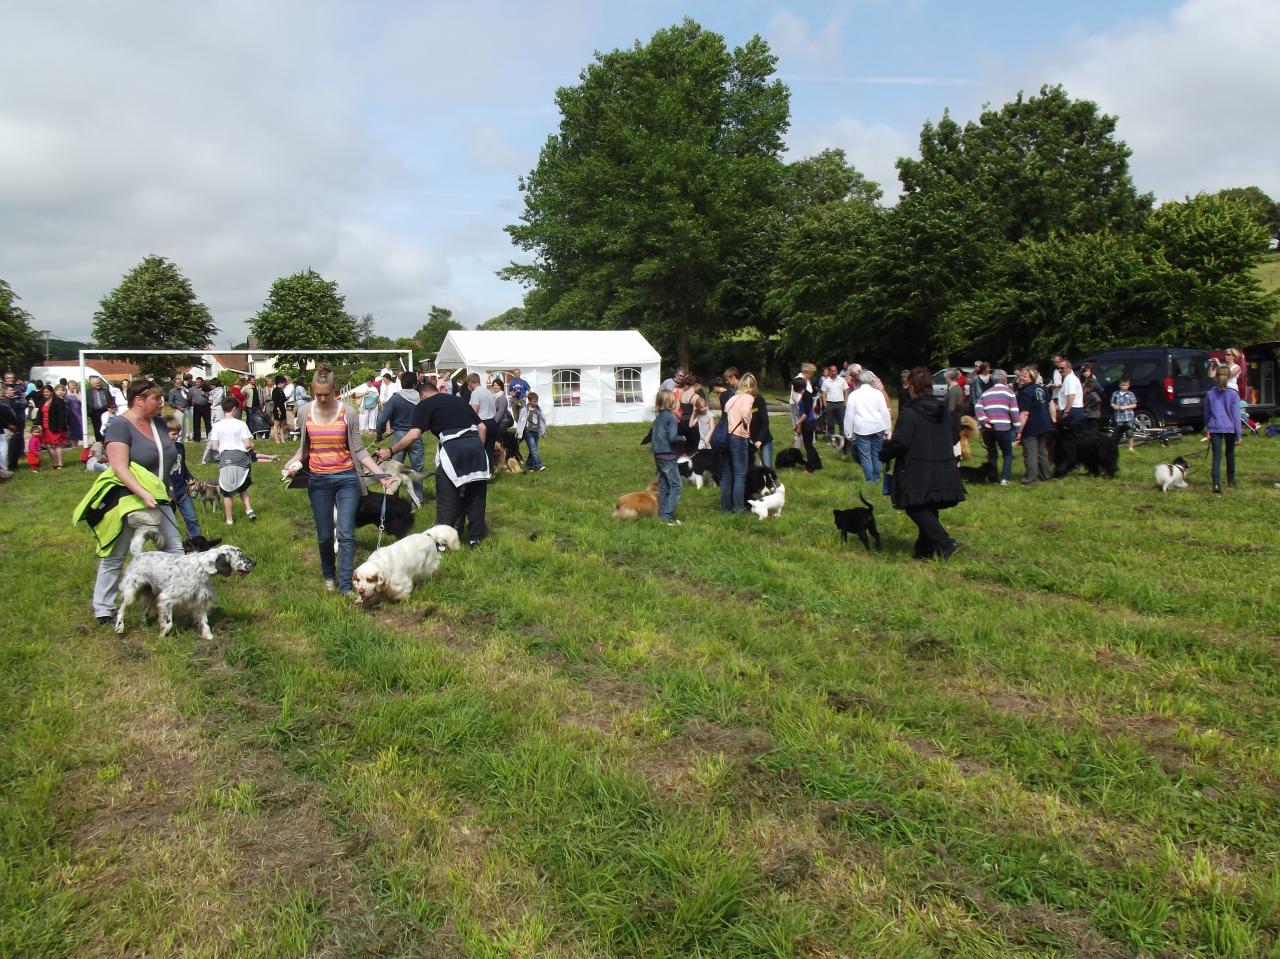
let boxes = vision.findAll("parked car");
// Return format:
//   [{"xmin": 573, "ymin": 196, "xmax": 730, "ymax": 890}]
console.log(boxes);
[
  {"xmin": 1076, "ymin": 347, "xmax": 1211, "ymax": 431},
  {"xmin": 931, "ymin": 366, "xmax": 976, "ymax": 400}
]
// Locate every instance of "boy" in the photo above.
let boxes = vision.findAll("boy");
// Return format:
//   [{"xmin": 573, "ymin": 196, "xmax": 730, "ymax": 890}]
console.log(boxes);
[
  {"xmin": 516, "ymin": 391, "xmax": 548, "ymax": 471},
  {"xmin": 165, "ymin": 415, "xmax": 204, "ymax": 543},
  {"xmin": 207, "ymin": 398, "xmax": 256, "ymax": 525},
  {"xmin": 1110, "ymin": 376, "xmax": 1138, "ymax": 451}
]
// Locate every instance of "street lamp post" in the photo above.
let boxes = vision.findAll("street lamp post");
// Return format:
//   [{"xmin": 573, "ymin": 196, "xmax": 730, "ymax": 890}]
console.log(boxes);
[{"xmin": 40, "ymin": 330, "xmax": 51, "ymax": 362}]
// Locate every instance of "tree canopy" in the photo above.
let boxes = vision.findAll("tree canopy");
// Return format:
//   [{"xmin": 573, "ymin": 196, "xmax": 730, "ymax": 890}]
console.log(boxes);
[
  {"xmin": 92, "ymin": 255, "xmax": 216, "ymax": 379},
  {"xmin": 502, "ymin": 18, "xmax": 790, "ymax": 369},
  {"xmin": 0, "ymin": 279, "xmax": 40, "ymax": 374},
  {"xmin": 413, "ymin": 305, "xmax": 464, "ymax": 355},
  {"xmin": 250, "ymin": 269, "xmax": 355, "ymax": 372},
  {"xmin": 477, "ymin": 307, "xmax": 534, "ymax": 331},
  {"xmin": 1215, "ymin": 186, "xmax": 1280, "ymax": 242}
]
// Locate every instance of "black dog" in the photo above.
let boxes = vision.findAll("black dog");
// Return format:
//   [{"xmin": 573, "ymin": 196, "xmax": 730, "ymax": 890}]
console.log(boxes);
[
  {"xmin": 775, "ymin": 448, "xmax": 804, "ymax": 470},
  {"xmin": 833, "ymin": 492, "xmax": 881, "ymax": 552},
  {"xmin": 745, "ymin": 465, "xmax": 779, "ymax": 500},
  {"xmin": 1054, "ymin": 424, "xmax": 1119, "ymax": 478},
  {"xmin": 677, "ymin": 450, "xmax": 720, "ymax": 489},
  {"xmin": 498, "ymin": 430, "xmax": 523, "ymax": 465},
  {"xmin": 182, "ymin": 534, "xmax": 223, "ymax": 554},
  {"xmin": 354, "ymin": 492, "xmax": 415, "ymax": 539},
  {"xmin": 958, "ymin": 461, "xmax": 998, "ymax": 485}
]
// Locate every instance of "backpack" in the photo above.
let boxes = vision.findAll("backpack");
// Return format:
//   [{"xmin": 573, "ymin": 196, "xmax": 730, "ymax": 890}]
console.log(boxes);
[{"xmin": 709, "ymin": 415, "xmax": 729, "ymax": 453}]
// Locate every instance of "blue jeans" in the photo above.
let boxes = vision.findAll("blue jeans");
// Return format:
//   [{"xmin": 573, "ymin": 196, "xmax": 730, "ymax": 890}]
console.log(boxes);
[
  {"xmin": 524, "ymin": 432, "xmax": 543, "ymax": 470},
  {"xmin": 1210, "ymin": 433, "xmax": 1236, "ymax": 488},
  {"xmin": 854, "ymin": 432, "xmax": 883, "ymax": 482},
  {"xmin": 720, "ymin": 435, "xmax": 749, "ymax": 511},
  {"xmin": 173, "ymin": 490, "xmax": 202, "ymax": 538},
  {"xmin": 655, "ymin": 456, "xmax": 681, "ymax": 521},
  {"xmin": 755, "ymin": 440, "xmax": 773, "ymax": 470},
  {"xmin": 983, "ymin": 429, "xmax": 1014, "ymax": 482},
  {"xmin": 391, "ymin": 428, "xmax": 425, "ymax": 502},
  {"xmin": 307, "ymin": 469, "xmax": 361, "ymax": 592}
]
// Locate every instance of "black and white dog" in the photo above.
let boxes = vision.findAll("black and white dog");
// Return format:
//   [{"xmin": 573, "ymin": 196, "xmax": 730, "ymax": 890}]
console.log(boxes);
[
  {"xmin": 115, "ymin": 544, "xmax": 256, "ymax": 640},
  {"xmin": 1155, "ymin": 456, "xmax": 1190, "ymax": 492},
  {"xmin": 676, "ymin": 451, "xmax": 719, "ymax": 489}
]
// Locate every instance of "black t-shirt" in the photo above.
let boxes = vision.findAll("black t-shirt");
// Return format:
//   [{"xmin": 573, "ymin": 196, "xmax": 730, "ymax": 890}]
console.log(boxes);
[{"xmin": 411, "ymin": 393, "xmax": 481, "ymax": 437}]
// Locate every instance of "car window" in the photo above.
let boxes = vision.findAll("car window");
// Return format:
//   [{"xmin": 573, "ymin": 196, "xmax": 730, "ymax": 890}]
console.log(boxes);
[
  {"xmin": 1172, "ymin": 354, "xmax": 1206, "ymax": 378},
  {"xmin": 1096, "ymin": 361, "xmax": 1125, "ymax": 384},
  {"xmin": 1128, "ymin": 359, "xmax": 1161, "ymax": 385}
]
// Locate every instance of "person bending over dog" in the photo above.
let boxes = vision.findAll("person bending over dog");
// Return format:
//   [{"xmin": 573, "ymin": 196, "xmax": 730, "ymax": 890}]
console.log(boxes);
[{"xmin": 379, "ymin": 377, "xmax": 491, "ymax": 548}]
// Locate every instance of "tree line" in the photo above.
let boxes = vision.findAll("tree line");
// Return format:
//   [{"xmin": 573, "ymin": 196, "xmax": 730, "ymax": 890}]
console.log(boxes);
[{"xmin": 502, "ymin": 18, "xmax": 1280, "ymax": 374}]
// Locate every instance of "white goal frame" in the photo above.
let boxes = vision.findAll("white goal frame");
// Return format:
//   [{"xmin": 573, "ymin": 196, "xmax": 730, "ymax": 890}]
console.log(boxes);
[{"xmin": 77, "ymin": 347, "xmax": 414, "ymax": 439}]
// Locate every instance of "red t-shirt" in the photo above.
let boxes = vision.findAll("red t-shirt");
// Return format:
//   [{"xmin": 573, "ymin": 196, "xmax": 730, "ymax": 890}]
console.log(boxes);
[{"xmin": 229, "ymin": 386, "xmax": 245, "ymax": 409}]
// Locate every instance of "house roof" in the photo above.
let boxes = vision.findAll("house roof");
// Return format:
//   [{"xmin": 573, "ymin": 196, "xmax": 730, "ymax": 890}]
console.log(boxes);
[
  {"xmin": 89, "ymin": 359, "xmax": 143, "ymax": 378},
  {"xmin": 434, "ymin": 330, "xmax": 661, "ymax": 370}
]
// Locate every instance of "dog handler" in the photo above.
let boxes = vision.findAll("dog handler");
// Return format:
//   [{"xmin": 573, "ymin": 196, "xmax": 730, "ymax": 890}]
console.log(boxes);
[
  {"xmin": 377, "ymin": 378, "xmax": 491, "ymax": 548},
  {"xmin": 284, "ymin": 365, "xmax": 394, "ymax": 594}
]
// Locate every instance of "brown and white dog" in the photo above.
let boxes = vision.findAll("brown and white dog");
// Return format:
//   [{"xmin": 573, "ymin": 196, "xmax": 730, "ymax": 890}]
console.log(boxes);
[
  {"xmin": 351, "ymin": 524, "xmax": 461, "ymax": 606},
  {"xmin": 611, "ymin": 479, "xmax": 660, "ymax": 519},
  {"xmin": 958, "ymin": 415, "xmax": 981, "ymax": 461}
]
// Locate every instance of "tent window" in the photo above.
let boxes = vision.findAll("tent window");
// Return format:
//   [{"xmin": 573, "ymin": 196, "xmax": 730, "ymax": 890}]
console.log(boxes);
[
  {"xmin": 552, "ymin": 369, "xmax": 581, "ymax": 407},
  {"xmin": 614, "ymin": 367, "xmax": 643, "ymax": 404}
]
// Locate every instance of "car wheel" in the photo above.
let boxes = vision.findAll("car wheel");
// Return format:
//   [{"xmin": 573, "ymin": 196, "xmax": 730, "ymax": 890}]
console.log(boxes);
[{"xmin": 1133, "ymin": 409, "xmax": 1158, "ymax": 431}]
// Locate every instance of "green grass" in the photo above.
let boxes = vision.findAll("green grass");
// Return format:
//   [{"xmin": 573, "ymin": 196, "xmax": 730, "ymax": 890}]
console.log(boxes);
[
  {"xmin": 1255, "ymin": 251, "xmax": 1280, "ymax": 327},
  {"xmin": 3, "ymin": 423, "xmax": 1280, "ymax": 957}
]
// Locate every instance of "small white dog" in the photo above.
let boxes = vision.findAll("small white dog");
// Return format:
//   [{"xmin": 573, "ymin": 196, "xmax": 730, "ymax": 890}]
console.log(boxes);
[
  {"xmin": 746, "ymin": 484, "xmax": 786, "ymax": 520},
  {"xmin": 115, "ymin": 544, "xmax": 256, "ymax": 640},
  {"xmin": 1155, "ymin": 457, "xmax": 1190, "ymax": 492},
  {"xmin": 352, "ymin": 524, "xmax": 461, "ymax": 606}
]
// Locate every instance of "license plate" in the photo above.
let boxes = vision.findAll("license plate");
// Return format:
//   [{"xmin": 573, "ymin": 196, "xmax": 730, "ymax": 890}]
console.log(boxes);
[{"xmin": 1180, "ymin": 397, "xmax": 1200, "ymax": 405}]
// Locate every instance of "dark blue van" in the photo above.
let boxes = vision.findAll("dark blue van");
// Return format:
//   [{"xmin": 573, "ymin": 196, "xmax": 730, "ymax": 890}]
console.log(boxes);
[{"xmin": 1077, "ymin": 348, "xmax": 1211, "ymax": 431}]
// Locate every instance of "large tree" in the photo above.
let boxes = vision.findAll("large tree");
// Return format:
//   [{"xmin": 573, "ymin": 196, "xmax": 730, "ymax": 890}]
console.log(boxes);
[
  {"xmin": 502, "ymin": 19, "xmax": 790, "ymax": 369},
  {"xmin": 1215, "ymin": 186, "xmax": 1280, "ymax": 243},
  {"xmin": 477, "ymin": 306, "xmax": 533, "ymax": 331},
  {"xmin": 250, "ymin": 269, "xmax": 355, "ymax": 372},
  {"xmin": 92, "ymin": 255, "xmax": 217, "ymax": 379},
  {"xmin": 0, "ymin": 279, "xmax": 40, "ymax": 374},
  {"xmin": 412, "ymin": 305, "xmax": 463, "ymax": 355}
]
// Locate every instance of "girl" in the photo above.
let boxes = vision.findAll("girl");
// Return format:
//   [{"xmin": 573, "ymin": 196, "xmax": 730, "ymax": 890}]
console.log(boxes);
[
  {"xmin": 1204, "ymin": 364, "xmax": 1241, "ymax": 494},
  {"xmin": 270, "ymin": 375, "xmax": 289, "ymax": 443},
  {"xmin": 651, "ymin": 389, "xmax": 682, "ymax": 526},
  {"xmin": 793, "ymin": 376, "xmax": 822, "ymax": 472},
  {"xmin": 26, "ymin": 425, "xmax": 44, "ymax": 471},
  {"xmin": 207, "ymin": 398, "xmax": 256, "ymax": 525},
  {"xmin": 690, "ymin": 395, "xmax": 714, "ymax": 450}
]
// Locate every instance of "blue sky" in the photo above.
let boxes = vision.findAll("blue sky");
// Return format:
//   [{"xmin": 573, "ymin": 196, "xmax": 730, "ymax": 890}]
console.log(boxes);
[{"xmin": 1, "ymin": 0, "xmax": 1275, "ymax": 347}]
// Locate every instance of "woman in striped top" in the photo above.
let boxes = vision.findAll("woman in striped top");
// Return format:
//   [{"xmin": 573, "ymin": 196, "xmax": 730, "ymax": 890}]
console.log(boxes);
[{"xmin": 284, "ymin": 365, "xmax": 394, "ymax": 595}]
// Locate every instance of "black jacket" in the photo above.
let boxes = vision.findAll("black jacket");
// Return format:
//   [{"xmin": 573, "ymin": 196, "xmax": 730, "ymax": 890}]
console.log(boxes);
[
  {"xmin": 750, "ymin": 394, "xmax": 773, "ymax": 445},
  {"xmin": 43, "ymin": 395, "xmax": 68, "ymax": 433},
  {"xmin": 880, "ymin": 396, "xmax": 965, "ymax": 510}
]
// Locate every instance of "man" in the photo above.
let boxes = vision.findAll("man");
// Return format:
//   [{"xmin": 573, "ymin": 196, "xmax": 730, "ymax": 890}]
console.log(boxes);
[
  {"xmin": 0, "ymin": 384, "xmax": 18, "ymax": 479},
  {"xmin": 467, "ymin": 372, "xmax": 497, "ymax": 466},
  {"xmin": 974, "ymin": 370, "xmax": 1018, "ymax": 485},
  {"xmin": 843, "ymin": 370, "xmax": 892, "ymax": 482},
  {"xmin": 660, "ymin": 367, "xmax": 685, "ymax": 392},
  {"xmin": 1055, "ymin": 356, "xmax": 1084, "ymax": 428},
  {"xmin": 820, "ymin": 365, "xmax": 849, "ymax": 450},
  {"xmin": 506, "ymin": 368, "xmax": 530, "ymax": 401},
  {"xmin": 166, "ymin": 375, "xmax": 190, "ymax": 440},
  {"xmin": 377, "ymin": 370, "xmax": 426, "ymax": 504},
  {"xmin": 719, "ymin": 367, "xmax": 740, "ymax": 411},
  {"xmin": 189, "ymin": 376, "xmax": 211, "ymax": 442},
  {"xmin": 86, "ymin": 375, "xmax": 112, "ymax": 443},
  {"xmin": 944, "ymin": 369, "xmax": 965, "ymax": 450},
  {"xmin": 1014, "ymin": 366, "xmax": 1054, "ymax": 485},
  {"xmin": 377, "ymin": 379, "xmax": 489, "ymax": 547},
  {"xmin": 7, "ymin": 380, "xmax": 27, "ymax": 472}
]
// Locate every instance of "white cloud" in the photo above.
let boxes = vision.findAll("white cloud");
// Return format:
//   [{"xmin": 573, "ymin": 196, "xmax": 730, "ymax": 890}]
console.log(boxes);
[
  {"xmin": 787, "ymin": 117, "xmax": 913, "ymax": 202},
  {"xmin": 767, "ymin": 9, "xmax": 844, "ymax": 70},
  {"xmin": 1042, "ymin": 0, "xmax": 1280, "ymax": 200}
]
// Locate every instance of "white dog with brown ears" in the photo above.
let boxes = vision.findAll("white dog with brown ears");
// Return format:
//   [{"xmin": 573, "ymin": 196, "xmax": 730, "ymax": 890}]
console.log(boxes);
[
  {"xmin": 1155, "ymin": 456, "xmax": 1191, "ymax": 492},
  {"xmin": 352, "ymin": 524, "xmax": 461, "ymax": 605}
]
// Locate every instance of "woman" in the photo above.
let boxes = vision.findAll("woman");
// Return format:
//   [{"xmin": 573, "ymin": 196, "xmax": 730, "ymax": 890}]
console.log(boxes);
[
  {"xmin": 845, "ymin": 370, "xmax": 892, "ymax": 482},
  {"xmin": 1081, "ymin": 375, "xmax": 1103, "ymax": 432},
  {"xmin": 880, "ymin": 367, "xmax": 965, "ymax": 560},
  {"xmin": 678, "ymin": 377, "xmax": 703, "ymax": 448},
  {"xmin": 209, "ymin": 380, "xmax": 226, "ymax": 425},
  {"xmin": 39, "ymin": 384, "xmax": 70, "ymax": 469},
  {"xmin": 65, "ymin": 380, "xmax": 84, "ymax": 447},
  {"xmin": 270, "ymin": 375, "xmax": 289, "ymax": 443},
  {"xmin": 720, "ymin": 380, "xmax": 754, "ymax": 512},
  {"xmin": 1204, "ymin": 364, "xmax": 1240, "ymax": 494},
  {"xmin": 793, "ymin": 376, "xmax": 822, "ymax": 472},
  {"xmin": 283, "ymin": 365, "xmax": 393, "ymax": 594},
  {"xmin": 741, "ymin": 373, "xmax": 773, "ymax": 469},
  {"xmin": 89, "ymin": 381, "xmax": 185, "ymax": 624}
]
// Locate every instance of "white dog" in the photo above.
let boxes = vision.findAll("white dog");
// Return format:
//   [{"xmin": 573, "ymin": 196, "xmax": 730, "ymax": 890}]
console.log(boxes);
[
  {"xmin": 1155, "ymin": 457, "xmax": 1190, "ymax": 492},
  {"xmin": 746, "ymin": 484, "xmax": 786, "ymax": 520},
  {"xmin": 115, "ymin": 544, "xmax": 256, "ymax": 639},
  {"xmin": 352, "ymin": 524, "xmax": 461, "ymax": 606}
]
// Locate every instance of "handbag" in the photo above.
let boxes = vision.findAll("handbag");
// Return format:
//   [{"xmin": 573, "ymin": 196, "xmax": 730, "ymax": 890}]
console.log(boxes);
[{"xmin": 881, "ymin": 466, "xmax": 893, "ymax": 496}]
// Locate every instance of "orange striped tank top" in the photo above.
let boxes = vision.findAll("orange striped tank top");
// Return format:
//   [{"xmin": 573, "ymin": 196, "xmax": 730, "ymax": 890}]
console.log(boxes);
[{"xmin": 307, "ymin": 405, "xmax": 354, "ymax": 474}]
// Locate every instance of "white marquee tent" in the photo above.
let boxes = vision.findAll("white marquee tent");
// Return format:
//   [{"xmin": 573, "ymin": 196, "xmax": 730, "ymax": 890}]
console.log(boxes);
[{"xmin": 433, "ymin": 330, "xmax": 662, "ymax": 426}]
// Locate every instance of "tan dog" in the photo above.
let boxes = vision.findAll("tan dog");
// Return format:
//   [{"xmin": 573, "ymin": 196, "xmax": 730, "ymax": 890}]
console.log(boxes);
[
  {"xmin": 504, "ymin": 457, "xmax": 523, "ymax": 474},
  {"xmin": 611, "ymin": 479, "xmax": 660, "ymax": 519},
  {"xmin": 959, "ymin": 415, "xmax": 981, "ymax": 461}
]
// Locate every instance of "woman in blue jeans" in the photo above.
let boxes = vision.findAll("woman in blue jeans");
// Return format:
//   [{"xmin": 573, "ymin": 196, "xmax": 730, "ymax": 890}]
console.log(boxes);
[
  {"xmin": 721, "ymin": 383, "xmax": 755, "ymax": 511},
  {"xmin": 284, "ymin": 365, "xmax": 393, "ymax": 594}
]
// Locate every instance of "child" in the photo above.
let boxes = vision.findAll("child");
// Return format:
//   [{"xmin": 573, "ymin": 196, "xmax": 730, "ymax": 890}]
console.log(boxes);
[
  {"xmin": 651, "ymin": 389, "xmax": 682, "ymax": 526},
  {"xmin": 515, "ymin": 391, "xmax": 548, "ymax": 471},
  {"xmin": 26, "ymin": 426, "xmax": 44, "ymax": 471},
  {"xmin": 207, "ymin": 398, "xmax": 256, "ymax": 525},
  {"xmin": 690, "ymin": 394, "xmax": 714, "ymax": 450},
  {"xmin": 1110, "ymin": 376, "xmax": 1138, "ymax": 451},
  {"xmin": 82, "ymin": 441, "xmax": 108, "ymax": 472},
  {"xmin": 165, "ymin": 415, "xmax": 204, "ymax": 542}
]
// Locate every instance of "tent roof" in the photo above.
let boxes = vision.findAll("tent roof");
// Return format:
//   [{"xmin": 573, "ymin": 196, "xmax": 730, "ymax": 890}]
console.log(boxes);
[{"xmin": 434, "ymin": 330, "xmax": 660, "ymax": 370}]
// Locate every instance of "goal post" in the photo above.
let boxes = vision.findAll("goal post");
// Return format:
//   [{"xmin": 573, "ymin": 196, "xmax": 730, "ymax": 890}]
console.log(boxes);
[{"xmin": 77, "ymin": 347, "xmax": 414, "ymax": 440}]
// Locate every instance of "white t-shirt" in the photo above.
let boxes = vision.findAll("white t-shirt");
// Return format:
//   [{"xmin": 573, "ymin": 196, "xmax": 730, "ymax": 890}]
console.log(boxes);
[
  {"xmin": 821, "ymin": 375, "xmax": 848, "ymax": 403},
  {"xmin": 1057, "ymin": 372, "xmax": 1082, "ymax": 413},
  {"xmin": 209, "ymin": 417, "xmax": 253, "ymax": 453}
]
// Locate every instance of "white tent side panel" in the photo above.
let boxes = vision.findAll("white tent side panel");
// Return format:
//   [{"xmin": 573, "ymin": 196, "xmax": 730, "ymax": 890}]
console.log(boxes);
[{"xmin": 434, "ymin": 330, "xmax": 663, "ymax": 426}]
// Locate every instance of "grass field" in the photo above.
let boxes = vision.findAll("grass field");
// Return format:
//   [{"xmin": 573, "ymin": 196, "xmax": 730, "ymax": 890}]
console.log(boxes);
[
  {"xmin": 3, "ymin": 421, "xmax": 1280, "ymax": 958},
  {"xmin": 1255, "ymin": 252, "xmax": 1280, "ymax": 326}
]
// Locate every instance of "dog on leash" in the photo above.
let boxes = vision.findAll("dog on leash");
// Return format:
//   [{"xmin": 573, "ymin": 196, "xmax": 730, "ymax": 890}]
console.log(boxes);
[
  {"xmin": 958, "ymin": 461, "xmax": 998, "ymax": 485},
  {"xmin": 612, "ymin": 479, "xmax": 660, "ymax": 519},
  {"xmin": 115, "ymin": 544, "xmax": 256, "ymax": 640},
  {"xmin": 351, "ymin": 524, "xmax": 461, "ymax": 606},
  {"xmin": 676, "ymin": 451, "xmax": 718, "ymax": 489},
  {"xmin": 745, "ymin": 465, "xmax": 780, "ymax": 500},
  {"xmin": 190, "ymin": 479, "xmax": 221, "ymax": 512},
  {"xmin": 746, "ymin": 484, "xmax": 786, "ymax": 520},
  {"xmin": 361, "ymin": 460, "xmax": 426, "ymax": 509},
  {"xmin": 774, "ymin": 448, "xmax": 804, "ymax": 470},
  {"xmin": 958, "ymin": 415, "xmax": 981, "ymax": 461},
  {"xmin": 833, "ymin": 492, "xmax": 881, "ymax": 551},
  {"xmin": 1155, "ymin": 456, "xmax": 1191, "ymax": 492}
]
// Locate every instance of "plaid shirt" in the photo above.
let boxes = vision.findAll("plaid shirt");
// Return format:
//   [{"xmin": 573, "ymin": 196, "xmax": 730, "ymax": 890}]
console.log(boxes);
[{"xmin": 1111, "ymin": 389, "xmax": 1136, "ymax": 423}]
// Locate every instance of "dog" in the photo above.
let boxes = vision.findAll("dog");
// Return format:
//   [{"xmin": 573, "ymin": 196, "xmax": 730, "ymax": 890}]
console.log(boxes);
[
  {"xmin": 774, "ymin": 448, "xmax": 804, "ymax": 470},
  {"xmin": 182, "ymin": 534, "xmax": 222, "ymax": 554},
  {"xmin": 612, "ymin": 479, "xmax": 660, "ymax": 519},
  {"xmin": 746, "ymin": 484, "xmax": 786, "ymax": 520},
  {"xmin": 958, "ymin": 415, "xmax": 981, "ymax": 461},
  {"xmin": 833, "ymin": 491, "xmax": 881, "ymax": 551},
  {"xmin": 190, "ymin": 479, "xmax": 221, "ymax": 512},
  {"xmin": 115, "ymin": 544, "xmax": 256, "ymax": 640},
  {"xmin": 125, "ymin": 508, "xmax": 165, "ymax": 556},
  {"xmin": 503, "ymin": 456, "xmax": 524, "ymax": 474},
  {"xmin": 958, "ymin": 461, "xmax": 998, "ymax": 485},
  {"xmin": 745, "ymin": 465, "xmax": 779, "ymax": 500},
  {"xmin": 676, "ymin": 450, "xmax": 719, "ymax": 490},
  {"xmin": 353, "ymin": 492, "xmax": 415, "ymax": 540},
  {"xmin": 361, "ymin": 460, "xmax": 426, "ymax": 509},
  {"xmin": 351, "ymin": 524, "xmax": 461, "ymax": 606},
  {"xmin": 1054, "ymin": 425, "xmax": 1120, "ymax": 478},
  {"xmin": 1155, "ymin": 456, "xmax": 1190, "ymax": 492},
  {"xmin": 497, "ymin": 430, "xmax": 523, "ymax": 468}
]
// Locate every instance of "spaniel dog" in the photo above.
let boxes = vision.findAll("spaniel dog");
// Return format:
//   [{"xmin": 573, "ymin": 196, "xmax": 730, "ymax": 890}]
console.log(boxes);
[
  {"xmin": 115, "ymin": 544, "xmax": 256, "ymax": 640},
  {"xmin": 352, "ymin": 524, "xmax": 462, "ymax": 606}
]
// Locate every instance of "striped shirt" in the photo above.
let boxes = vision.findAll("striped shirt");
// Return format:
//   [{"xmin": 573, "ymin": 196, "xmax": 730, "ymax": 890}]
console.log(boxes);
[
  {"xmin": 974, "ymin": 383, "xmax": 1018, "ymax": 431},
  {"xmin": 307, "ymin": 405, "xmax": 354, "ymax": 474}
]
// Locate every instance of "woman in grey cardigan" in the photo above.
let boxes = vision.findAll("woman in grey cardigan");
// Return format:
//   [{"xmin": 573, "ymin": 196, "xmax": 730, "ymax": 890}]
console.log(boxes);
[{"xmin": 283, "ymin": 365, "xmax": 392, "ymax": 594}]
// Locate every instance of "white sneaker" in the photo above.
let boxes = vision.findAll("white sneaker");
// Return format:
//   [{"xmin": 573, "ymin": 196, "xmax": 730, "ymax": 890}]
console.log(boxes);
[
  {"xmin": 999, "ymin": 480, "xmax": 1009, "ymax": 486},
  {"xmin": 323, "ymin": 579, "xmax": 336, "ymax": 591},
  {"xmin": 225, "ymin": 519, "xmax": 234, "ymax": 526}
]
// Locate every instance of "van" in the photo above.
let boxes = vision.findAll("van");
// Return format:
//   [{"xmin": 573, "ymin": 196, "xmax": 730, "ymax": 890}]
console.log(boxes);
[
  {"xmin": 1076, "ymin": 348, "xmax": 1211, "ymax": 431},
  {"xmin": 27, "ymin": 364, "xmax": 111, "ymax": 386}
]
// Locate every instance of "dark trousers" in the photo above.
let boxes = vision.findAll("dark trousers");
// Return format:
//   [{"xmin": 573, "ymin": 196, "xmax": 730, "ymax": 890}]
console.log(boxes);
[
  {"xmin": 904, "ymin": 505, "xmax": 953, "ymax": 558},
  {"xmin": 436, "ymin": 468, "xmax": 488, "ymax": 541},
  {"xmin": 1210, "ymin": 433, "xmax": 1237, "ymax": 488},
  {"xmin": 192, "ymin": 406, "xmax": 211, "ymax": 442},
  {"xmin": 6, "ymin": 426, "xmax": 20, "ymax": 471},
  {"xmin": 801, "ymin": 421, "xmax": 822, "ymax": 471},
  {"xmin": 482, "ymin": 418, "xmax": 498, "ymax": 468},
  {"xmin": 719, "ymin": 435, "xmax": 749, "ymax": 512},
  {"xmin": 983, "ymin": 429, "xmax": 1014, "ymax": 482},
  {"xmin": 89, "ymin": 408, "xmax": 106, "ymax": 444}
]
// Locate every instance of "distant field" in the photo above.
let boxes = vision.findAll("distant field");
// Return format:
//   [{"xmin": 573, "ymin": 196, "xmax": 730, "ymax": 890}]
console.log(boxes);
[
  {"xmin": 4, "ymin": 425, "xmax": 1280, "ymax": 958},
  {"xmin": 1257, "ymin": 252, "xmax": 1280, "ymax": 324}
]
